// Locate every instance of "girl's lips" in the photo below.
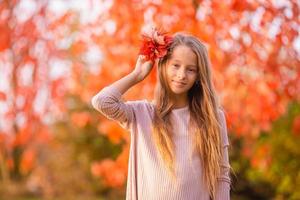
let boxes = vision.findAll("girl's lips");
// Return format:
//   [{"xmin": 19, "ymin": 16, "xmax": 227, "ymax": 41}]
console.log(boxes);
[{"xmin": 173, "ymin": 81, "xmax": 186, "ymax": 87}]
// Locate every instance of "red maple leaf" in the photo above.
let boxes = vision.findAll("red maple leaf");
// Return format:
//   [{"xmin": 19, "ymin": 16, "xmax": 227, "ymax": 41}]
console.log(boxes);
[{"xmin": 139, "ymin": 27, "xmax": 173, "ymax": 61}]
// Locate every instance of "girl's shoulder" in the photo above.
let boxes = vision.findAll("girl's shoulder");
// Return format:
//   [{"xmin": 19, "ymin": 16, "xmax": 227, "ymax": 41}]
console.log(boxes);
[
  {"xmin": 117, "ymin": 99, "xmax": 154, "ymax": 130},
  {"xmin": 216, "ymin": 106, "xmax": 230, "ymax": 146},
  {"xmin": 217, "ymin": 106, "xmax": 227, "ymax": 128},
  {"xmin": 125, "ymin": 99, "xmax": 155, "ymax": 114},
  {"xmin": 217, "ymin": 106, "xmax": 227, "ymax": 117}
]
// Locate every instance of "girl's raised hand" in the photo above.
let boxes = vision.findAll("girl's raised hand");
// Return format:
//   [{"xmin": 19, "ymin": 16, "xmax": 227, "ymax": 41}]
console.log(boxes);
[{"xmin": 133, "ymin": 55, "xmax": 155, "ymax": 82}]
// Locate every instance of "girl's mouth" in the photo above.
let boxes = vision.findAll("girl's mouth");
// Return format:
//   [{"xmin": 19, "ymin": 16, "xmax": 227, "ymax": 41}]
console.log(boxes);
[{"xmin": 173, "ymin": 81, "xmax": 186, "ymax": 87}]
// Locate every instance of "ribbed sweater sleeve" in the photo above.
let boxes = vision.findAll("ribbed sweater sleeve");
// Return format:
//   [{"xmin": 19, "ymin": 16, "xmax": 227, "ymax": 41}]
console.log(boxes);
[
  {"xmin": 216, "ymin": 109, "xmax": 231, "ymax": 200},
  {"xmin": 91, "ymin": 85, "xmax": 135, "ymax": 130}
]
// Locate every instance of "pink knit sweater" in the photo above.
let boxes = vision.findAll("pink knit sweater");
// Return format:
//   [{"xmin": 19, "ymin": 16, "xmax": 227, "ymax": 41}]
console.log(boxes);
[{"xmin": 91, "ymin": 85, "xmax": 231, "ymax": 200}]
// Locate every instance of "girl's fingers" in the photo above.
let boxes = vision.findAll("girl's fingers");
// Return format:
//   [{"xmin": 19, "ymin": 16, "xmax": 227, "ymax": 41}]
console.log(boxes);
[
  {"xmin": 137, "ymin": 55, "xmax": 143, "ymax": 62},
  {"xmin": 140, "ymin": 55, "xmax": 146, "ymax": 60}
]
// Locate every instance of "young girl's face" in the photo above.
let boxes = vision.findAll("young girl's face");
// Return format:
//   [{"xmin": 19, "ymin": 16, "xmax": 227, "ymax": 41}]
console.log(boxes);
[{"xmin": 165, "ymin": 45, "xmax": 198, "ymax": 98}]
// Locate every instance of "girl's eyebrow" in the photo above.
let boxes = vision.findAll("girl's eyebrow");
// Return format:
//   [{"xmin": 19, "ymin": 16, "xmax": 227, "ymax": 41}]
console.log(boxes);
[{"xmin": 172, "ymin": 59, "xmax": 197, "ymax": 68}]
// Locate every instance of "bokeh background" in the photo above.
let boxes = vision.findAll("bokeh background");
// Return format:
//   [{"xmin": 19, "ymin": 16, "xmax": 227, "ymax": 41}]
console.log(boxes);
[{"xmin": 0, "ymin": 0, "xmax": 299, "ymax": 200}]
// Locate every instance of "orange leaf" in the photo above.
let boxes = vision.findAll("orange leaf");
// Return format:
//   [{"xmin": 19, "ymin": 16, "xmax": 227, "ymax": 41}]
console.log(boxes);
[
  {"xmin": 20, "ymin": 149, "xmax": 35, "ymax": 175},
  {"xmin": 105, "ymin": 167, "xmax": 126, "ymax": 188},
  {"xmin": 0, "ymin": 91, "xmax": 6, "ymax": 101},
  {"xmin": 71, "ymin": 112, "xmax": 91, "ymax": 128},
  {"xmin": 292, "ymin": 115, "xmax": 300, "ymax": 136},
  {"xmin": 0, "ymin": 25, "xmax": 10, "ymax": 52}
]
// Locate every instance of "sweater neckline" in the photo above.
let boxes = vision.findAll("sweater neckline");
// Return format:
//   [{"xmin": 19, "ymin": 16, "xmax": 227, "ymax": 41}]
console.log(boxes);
[{"xmin": 150, "ymin": 101, "xmax": 189, "ymax": 114}]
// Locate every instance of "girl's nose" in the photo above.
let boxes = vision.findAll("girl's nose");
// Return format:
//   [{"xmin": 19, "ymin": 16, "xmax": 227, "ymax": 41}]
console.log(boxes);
[{"xmin": 177, "ymin": 69, "xmax": 186, "ymax": 79}]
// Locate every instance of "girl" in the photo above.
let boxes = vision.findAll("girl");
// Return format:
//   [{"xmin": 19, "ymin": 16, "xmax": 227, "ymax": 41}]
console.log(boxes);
[{"xmin": 91, "ymin": 31, "xmax": 231, "ymax": 200}]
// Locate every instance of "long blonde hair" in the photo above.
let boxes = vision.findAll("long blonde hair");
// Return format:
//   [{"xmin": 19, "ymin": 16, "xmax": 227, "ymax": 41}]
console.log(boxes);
[{"xmin": 151, "ymin": 33, "xmax": 224, "ymax": 199}]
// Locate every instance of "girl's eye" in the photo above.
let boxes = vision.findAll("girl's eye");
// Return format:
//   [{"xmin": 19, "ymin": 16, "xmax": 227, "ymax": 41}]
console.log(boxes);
[
  {"xmin": 173, "ymin": 64, "xmax": 180, "ymax": 68},
  {"xmin": 188, "ymin": 69, "xmax": 196, "ymax": 72}
]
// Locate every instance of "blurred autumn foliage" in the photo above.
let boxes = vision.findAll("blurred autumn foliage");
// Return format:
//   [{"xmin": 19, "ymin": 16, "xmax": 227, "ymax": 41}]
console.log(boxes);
[{"xmin": 0, "ymin": 0, "xmax": 299, "ymax": 199}]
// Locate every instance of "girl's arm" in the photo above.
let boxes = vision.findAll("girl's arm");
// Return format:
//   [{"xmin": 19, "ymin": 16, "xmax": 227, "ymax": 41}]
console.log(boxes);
[
  {"xmin": 97, "ymin": 55, "xmax": 154, "ymax": 95},
  {"xmin": 91, "ymin": 56, "xmax": 154, "ymax": 129}
]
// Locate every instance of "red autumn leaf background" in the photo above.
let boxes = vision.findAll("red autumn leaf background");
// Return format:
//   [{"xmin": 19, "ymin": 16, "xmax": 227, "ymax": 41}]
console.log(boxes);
[{"xmin": 0, "ymin": 0, "xmax": 299, "ymax": 199}]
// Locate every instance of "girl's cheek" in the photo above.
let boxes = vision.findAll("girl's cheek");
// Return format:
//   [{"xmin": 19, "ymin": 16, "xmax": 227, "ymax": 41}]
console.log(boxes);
[{"xmin": 169, "ymin": 69, "xmax": 177, "ymax": 76}]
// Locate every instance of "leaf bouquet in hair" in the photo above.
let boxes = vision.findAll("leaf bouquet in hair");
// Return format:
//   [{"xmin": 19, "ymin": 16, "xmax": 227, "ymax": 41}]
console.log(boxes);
[{"xmin": 139, "ymin": 27, "xmax": 173, "ymax": 62}]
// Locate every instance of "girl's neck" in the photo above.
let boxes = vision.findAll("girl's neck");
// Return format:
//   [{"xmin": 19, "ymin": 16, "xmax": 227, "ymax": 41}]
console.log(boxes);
[
  {"xmin": 171, "ymin": 95, "xmax": 188, "ymax": 109},
  {"xmin": 172, "ymin": 100, "xmax": 188, "ymax": 109},
  {"xmin": 172, "ymin": 104, "xmax": 188, "ymax": 109}
]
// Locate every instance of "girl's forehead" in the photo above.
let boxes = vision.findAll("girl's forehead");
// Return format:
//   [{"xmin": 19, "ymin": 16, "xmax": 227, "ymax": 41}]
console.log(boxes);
[{"xmin": 168, "ymin": 45, "xmax": 197, "ymax": 66}]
